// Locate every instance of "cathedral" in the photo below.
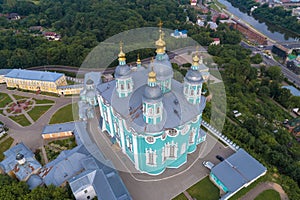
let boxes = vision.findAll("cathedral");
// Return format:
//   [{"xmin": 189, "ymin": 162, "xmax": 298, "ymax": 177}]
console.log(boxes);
[{"xmin": 96, "ymin": 26, "xmax": 208, "ymax": 175}]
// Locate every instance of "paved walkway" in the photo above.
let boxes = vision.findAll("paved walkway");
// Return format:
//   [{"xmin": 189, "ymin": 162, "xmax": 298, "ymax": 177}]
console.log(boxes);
[
  {"xmin": 0, "ymin": 85, "xmax": 78, "ymax": 150},
  {"xmin": 183, "ymin": 191, "xmax": 193, "ymax": 200},
  {"xmin": 241, "ymin": 182, "xmax": 289, "ymax": 200}
]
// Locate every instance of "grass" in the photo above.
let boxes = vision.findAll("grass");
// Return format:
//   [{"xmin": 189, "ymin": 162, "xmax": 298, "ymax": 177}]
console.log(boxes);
[
  {"xmin": 33, "ymin": 98, "xmax": 55, "ymax": 104},
  {"xmin": 0, "ymin": 92, "xmax": 12, "ymax": 108},
  {"xmin": 0, "ymin": 137, "xmax": 14, "ymax": 161},
  {"xmin": 12, "ymin": 94, "xmax": 27, "ymax": 100},
  {"xmin": 27, "ymin": 105, "xmax": 52, "ymax": 121},
  {"xmin": 254, "ymin": 189, "xmax": 281, "ymax": 200},
  {"xmin": 173, "ymin": 193, "xmax": 188, "ymax": 200},
  {"xmin": 229, "ymin": 174, "xmax": 270, "ymax": 200},
  {"xmin": 9, "ymin": 115, "xmax": 31, "ymax": 126},
  {"xmin": 187, "ymin": 176, "xmax": 220, "ymax": 200},
  {"xmin": 49, "ymin": 103, "xmax": 79, "ymax": 124}
]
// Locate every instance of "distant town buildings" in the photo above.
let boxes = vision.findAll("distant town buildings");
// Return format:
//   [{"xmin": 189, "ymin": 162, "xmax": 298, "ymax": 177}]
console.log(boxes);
[
  {"xmin": 191, "ymin": 0, "xmax": 197, "ymax": 6},
  {"xmin": 43, "ymin": 32, "xmax": 61, "ymax": 41},
  {"xmin": 210, "ymin": 38, "xmax": 220, "ymax": 45},
  {"xmin": 171, "ymin": 29, "xmax": 188, "ymax": 38}
]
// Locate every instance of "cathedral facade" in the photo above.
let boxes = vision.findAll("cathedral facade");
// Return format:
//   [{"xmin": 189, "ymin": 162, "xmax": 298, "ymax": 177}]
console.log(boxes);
[{"xmin": 96, "ymin": 27, "xmax": 208, "ymax": 175}]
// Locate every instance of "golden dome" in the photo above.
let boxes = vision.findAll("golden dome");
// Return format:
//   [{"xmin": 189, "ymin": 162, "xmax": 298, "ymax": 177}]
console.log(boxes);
[
  {"xmin": 136, "ymin": 54, "xmax": 141, "ymax": 65},
  {"xmin": 148, "ymin": 64, "xmax": 156, "ymax": 83},
  {"xmin": 192, "ymin": 54, "xmax": 200, "ymax": 66},
  {"xmin": 155, "ymin": 21, "xmax": 166, "ymax": 54},
  {"xmin": 118, "ymin": 41, "xmax": 126, "ymax": 62}
]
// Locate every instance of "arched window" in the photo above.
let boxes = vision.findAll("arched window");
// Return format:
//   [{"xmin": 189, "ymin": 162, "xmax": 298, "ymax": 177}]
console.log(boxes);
[
  {"xmin": 156, "ymin": 107, "xmax": 160, "ymax": 114},
  {"xmin": 127, "ymin": 83, "xmax": 130, "ymax": 89},
  {"xmin": 191, "ymin": 89, "xmax": 194, "ymax": 96}
]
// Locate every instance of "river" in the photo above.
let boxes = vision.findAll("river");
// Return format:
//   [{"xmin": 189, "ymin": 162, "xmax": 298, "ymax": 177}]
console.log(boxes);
[{"xmin": 218, "ymin": 0, "xmax": 297, "ymax": 42}]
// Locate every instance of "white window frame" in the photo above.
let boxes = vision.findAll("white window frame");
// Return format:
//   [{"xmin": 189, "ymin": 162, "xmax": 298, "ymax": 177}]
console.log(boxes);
[{"xmin": 146, "ymin": 148, "xmax": 157, "ymax": 166}]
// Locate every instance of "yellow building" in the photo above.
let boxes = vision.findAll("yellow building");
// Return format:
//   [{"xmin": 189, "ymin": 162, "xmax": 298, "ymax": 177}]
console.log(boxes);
[
  {"xmin": 0, "ymin": 69, "xmax": 12, "ymax": 83},
  {"xmin": 5, "ymin": 69, "xmax": 67, "ymax": 93},
  {"xmin": 57, "ymin": 84, "xmax": 84, "ymax": 95}
]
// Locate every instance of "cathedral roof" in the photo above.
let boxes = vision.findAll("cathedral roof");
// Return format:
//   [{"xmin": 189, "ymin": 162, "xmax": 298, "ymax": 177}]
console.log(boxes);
[
  {"xmin": 185, "ymin": 69, "xmax": 204, "ymax": 84},
  {"xmin": 97, "ymin": 68, "xmax": 206, "ymax": 134}
]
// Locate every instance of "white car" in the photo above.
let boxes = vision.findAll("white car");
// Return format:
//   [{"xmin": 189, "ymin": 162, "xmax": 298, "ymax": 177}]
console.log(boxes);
[{"xmin": 202, "ymin": 161, "xmax": 214, "ymax": 170}]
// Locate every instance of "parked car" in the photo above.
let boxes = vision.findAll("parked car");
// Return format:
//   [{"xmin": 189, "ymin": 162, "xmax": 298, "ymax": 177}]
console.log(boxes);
[
  {"xmin": 216, "ymin": 155, "xmax": 224, "ymax": 161},
  {"xmin": 202, "ymin": 161, "xmax": 214, "ymax": 170}
]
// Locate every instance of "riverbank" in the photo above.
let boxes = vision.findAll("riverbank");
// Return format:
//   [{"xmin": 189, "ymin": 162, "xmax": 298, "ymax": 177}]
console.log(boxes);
[
  {"xmin": 223, "ymin": 0, "xmax": 300, "ymax": 39},
  {"xmin": 217, "ymin": 0, "xmax": 297, "ymax": 42}
]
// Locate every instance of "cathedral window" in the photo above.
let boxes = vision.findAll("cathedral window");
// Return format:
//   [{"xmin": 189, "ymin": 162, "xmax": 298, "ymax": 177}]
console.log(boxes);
[
  {"xmin": 167, "ymin": 129, "xmax": 178, "ymax": 137},
  {"xmin": 148, "ymin": 108, "xmax": 153, "ymax": 115},
  {"xmin": 156, "ymin": 107, "xmax": 160, "ymax": 114},
  {"xmin": 121, "ymin": 84, "xmax": 124, "ymax": 90},
  {"xmin": 184, "ymin": 86, "xmax": 188, "ymax": 94},
  {"xmin": 181, "ymin": 143, "xmax": 186, "ymax": 155},
  {"xmin": 191, "ymin": 89, "xmax": 194, "ymax": 96},
  {"xmin": 162, "ymin": 142, "xmax": 178, "ymax": 162},
  {"xmin": 146, "ymin": 149, "xmax": 157, "ymax": 166},
  {"xmin": 146, "ymin": 136, "xmax": 155, "ymax": 144},
  {"xmin": 126, "ymin": 136, "xmax": 132, "ymax": 152},
  {"xmin": 189, "ymin": 128, "xmax": 196, "ymax": 144},
  {"xmin": 181, "ymin": 124, "xmax": 190, "ymax": 135}
]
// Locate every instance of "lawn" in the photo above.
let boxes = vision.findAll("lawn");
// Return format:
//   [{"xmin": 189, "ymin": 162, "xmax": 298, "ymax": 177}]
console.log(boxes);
[
  {"xmin": 49, "ymin": 103, "xmax": 79, "ymax": 124},
  {"xmin": 173, "ymin": 193, "xmax": 188, "ymax": 200},
  {"xmin": 186, "ymin": 176, "xmax": 220, "ymax": 200},
  {"xmin": 9, "ymin": 115, "xmax": 31, "ymax": 126},
  {"xmin": 254, "ymin": 189, "xmax": 280, "ymax": 200},
  {"xmin": 28, "ymin": 105, "xmax": 52, "ymax": 121},
  {"xmin": 0, "ymin": 137, "xmax": 14, "ymax": 161},
  {"xmin": 12, "ymin": 94, "xmax": 27, "ymax": 100},
  {"xmin": 34, "ymin": 98, "xmax": 55, "ymax": 104},
  {"xmin": 0, "ymin": 92, "xmax": 12, "ymax": 108}
]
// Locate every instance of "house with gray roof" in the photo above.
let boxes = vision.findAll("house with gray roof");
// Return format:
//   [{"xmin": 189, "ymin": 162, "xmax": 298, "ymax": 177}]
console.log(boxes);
[
  {"xmin": 69, "ymin": 157, "xmax": 132, "ymax": 200},
  {"xmin": 210, "ymin": 148, "xmax": 267, "ymax": 200},
  {"xmin": 0, "ymin": 143, "xmax": 43, "ymax": 189}
]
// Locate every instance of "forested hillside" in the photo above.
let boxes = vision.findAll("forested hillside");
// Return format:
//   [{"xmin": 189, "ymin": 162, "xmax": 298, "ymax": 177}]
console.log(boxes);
[{"xmin": 0, "ymin": 0, "xmax": 189, "ymax": 68}]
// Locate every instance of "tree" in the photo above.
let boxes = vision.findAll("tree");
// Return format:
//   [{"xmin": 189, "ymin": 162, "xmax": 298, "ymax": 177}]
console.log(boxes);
[
  {"xmin": 266, "ymin": 66, "xmax": 283, "ymax": 82},
  {"xmin": 250, "ymin": 53, "xmax": 263, "ymax": 64}
]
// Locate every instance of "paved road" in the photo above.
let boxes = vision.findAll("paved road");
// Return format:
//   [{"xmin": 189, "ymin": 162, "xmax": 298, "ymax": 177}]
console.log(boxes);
[
  {"xmin": 0, "ymin": 85, "xmax": 78, "ymax": 150},
  {"xmin": 241, "ymin": 182, "xmax": 289, "ymax": 200},
  {"xmin": 241, "ymin": 41, "xmax": 300, "ymax": 87}
]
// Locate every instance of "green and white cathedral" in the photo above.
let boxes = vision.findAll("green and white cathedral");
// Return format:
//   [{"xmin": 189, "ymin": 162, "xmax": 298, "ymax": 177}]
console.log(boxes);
[{"xmin": 97, "ymin": 28, "xmax": 208, "ymax": 175}]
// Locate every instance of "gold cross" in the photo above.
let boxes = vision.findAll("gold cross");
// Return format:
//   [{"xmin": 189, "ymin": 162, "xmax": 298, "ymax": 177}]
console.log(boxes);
[
  {"xmin": 119, "ymin": 41, "xmax": 123, "ymax": 50},
  {"xmin": 158, "ymin": 20, "xmax": 163, "ymax": 29}
]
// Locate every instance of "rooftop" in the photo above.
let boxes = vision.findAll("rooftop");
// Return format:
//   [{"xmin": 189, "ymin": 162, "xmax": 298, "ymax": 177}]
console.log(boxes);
[
  {"xmin": 97, "ymin": 68, "xmax": 206, "ymax": 134},
  {"xmin": 211, "ymin": 148, "xmax": 267, "ymax": 192},
  {"xmin": 0, "ymin": 143, "xmax": 42, "ymax": 183},
  {"xmin": 0, "ymin": 69, "xmax": 12, "ymax": 75},
  {"xmin": 42, "ymin": 122, "xmax": 76, "ymax": 135},
  {"xmin": 5, "ymin": 69, "xmax": 64, "ymax": 82}
]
